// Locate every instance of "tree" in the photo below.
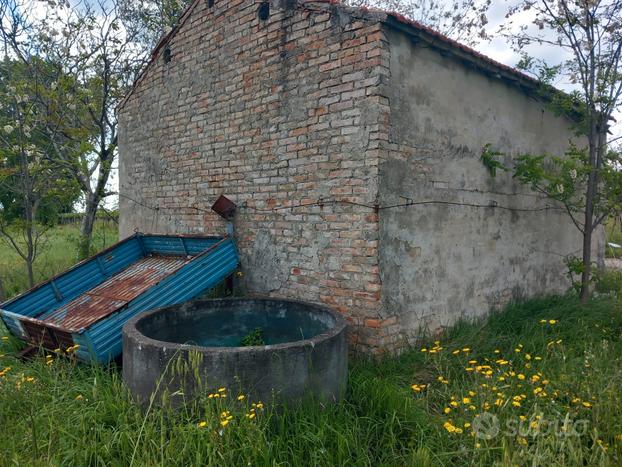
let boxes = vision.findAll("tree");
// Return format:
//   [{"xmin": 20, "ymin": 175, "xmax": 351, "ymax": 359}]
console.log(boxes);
[
  {"xmin": 483, "ymin": 0, "xmax": 622, "ymax": 301},
  {"xmin": 0, "ymin": 59, "xmax": 79, "ymax": 286},
  {"xmin": 346, "ymin": 0, "xmax": 492, "ymax": 45},
  {"xmin": 0, "ymin": 0, "xmax": 153, "ymax": 258}
]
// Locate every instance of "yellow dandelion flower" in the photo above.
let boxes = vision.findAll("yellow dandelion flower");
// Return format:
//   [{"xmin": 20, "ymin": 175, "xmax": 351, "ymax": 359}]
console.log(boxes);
[
  {"xmin": 475, "ymin": 442, "xmax": 481, "ymax": 448},
  {"xmin": 237, "ymin": 394, "xmax": 245, "ymax": 401},
  {"xmin": 452, "ymin": 350, "xmax": 460, "ymax": 355},
  {"xmin": 549, "ymin": 320, "xmax": 557, "ymax": 325},
  {"xmin": 525, "ymin": 354, "xmax": 531, "ymax": 360},
  {"xmin": 75, "ymin": 394, "xmax": 83, "ymax": 400},
  {"xmin": 517, "ymin": 374, "xmax": 525, "ymax": 380},
  {"xmin": 494, "ymin": 349, "xmax": 500, "ymax": 353},
  {"xmin": 468, "ymin": 391, "xmax": 476, "ymax": 397},
  {"xmin": 256, "ymin": 402, "xmax": 264, "ymax": 409},
  {"xmin": 443, "ymin": 407, "xmax": 451, "ymax": 414},
  {"xmin": 464, "ymin": 422, "xmax": 471, "ymax": 428},
  {"xmin": 462, "ymin": 397, "xmax": 471, "ymax": 404},
  {"xmin": 218, "ymin": 387, "xmax": 226, "ymax": 393},
  {"xmin": 421, "ymin": 348, "xmax": 427, "ymax": 352},
  {"xmin": 198, "ymin": 421, "xmax": 207, "ymax": 428},
  {"xmin": 582, "ymin": 401, "xmax": 592, "ymax": 408},
  {"xmin": 462, "ymin": 347, "xmax": 471, "ymax": 352},
  {"xmin": 512, "ymin": 401, "xmax": 521, "ymax": 407},
  {"xmin": 248, "ymin": 412, "xmax": 256, "ymax": 419},
  {"xmin": 1, "ymin": 337, "xmax": 8, "ymax": 341},
  {"xmin": 443, "ymin": 422, "xmax": 456, "ymax": 433},
  {"xmin": 450, "ymin": 401, "xmax": 459, "ymax": 407},
  {"xmin": 220, "ymin": 419, "xmax": 230, "ymax": 427}
]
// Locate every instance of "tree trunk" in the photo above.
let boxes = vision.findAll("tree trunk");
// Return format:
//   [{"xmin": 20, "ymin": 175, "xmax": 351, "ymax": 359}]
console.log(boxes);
[
  {"xmin": 25, "ymin": 258, "xmax": 34, "ymax": 289},
  {"xmin": 79, "ymin": 194, "xmax": 99, "ymax": 259},
  {"xmin": 579, "ymin": 121, "xmax": 601, "ymax": 303}
]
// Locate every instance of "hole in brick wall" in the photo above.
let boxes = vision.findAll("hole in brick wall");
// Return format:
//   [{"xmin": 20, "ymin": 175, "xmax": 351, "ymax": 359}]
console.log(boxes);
[
  {"xmin": 258, "ymin": 1, "xmax": 269, "ymax": 20},
  {"xmin": 163, "ymin": 47, "xmax": 171, "ymax": 64},
  {"xmin": 207, "ymin": 0, "xmax": 214, "ymax": 7}
]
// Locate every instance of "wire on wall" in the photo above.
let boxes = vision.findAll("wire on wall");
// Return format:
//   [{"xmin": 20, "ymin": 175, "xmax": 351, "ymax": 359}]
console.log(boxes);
[{"xmin": 117, "ymin": 192, "xmax": 563, "ymax": 216}]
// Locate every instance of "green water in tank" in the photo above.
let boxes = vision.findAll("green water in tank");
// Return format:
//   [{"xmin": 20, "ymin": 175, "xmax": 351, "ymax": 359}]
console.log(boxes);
[{"xmin": 143, "ymin": 308, "xmax": 331, "ymax": 347}]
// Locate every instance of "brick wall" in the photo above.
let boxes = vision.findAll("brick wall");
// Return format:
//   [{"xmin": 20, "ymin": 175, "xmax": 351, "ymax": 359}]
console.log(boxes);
[{"xmin": 118, "ymin": 0, "xmax": 399, "ymax": 352}]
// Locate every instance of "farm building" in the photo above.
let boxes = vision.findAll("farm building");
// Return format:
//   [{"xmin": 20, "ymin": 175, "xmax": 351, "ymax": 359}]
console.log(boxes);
[{"xmin": 117, "ymin": 0, "xmax": 601, "ymax": 353}]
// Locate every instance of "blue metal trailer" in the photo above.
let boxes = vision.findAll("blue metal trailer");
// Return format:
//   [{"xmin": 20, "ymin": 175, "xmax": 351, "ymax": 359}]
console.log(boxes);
[{"xmin": 0, "ymin": 233, "xmax": 239, "ymax": 362}]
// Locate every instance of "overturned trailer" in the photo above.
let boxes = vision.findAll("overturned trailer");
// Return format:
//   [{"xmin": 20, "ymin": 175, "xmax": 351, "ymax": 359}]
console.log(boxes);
[{"xmin": 0, "ymin": 233, "xmax": 239, "ymax": 362}]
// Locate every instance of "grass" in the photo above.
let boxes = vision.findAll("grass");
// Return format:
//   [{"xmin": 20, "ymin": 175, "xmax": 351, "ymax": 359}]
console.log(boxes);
[
  {"xmin": 1, "ymin": 225, "xmax": 622, "ymax": 465},
  {"xmin": 0, "ymin": 222, "xmax": 118, "ymax": 299}
]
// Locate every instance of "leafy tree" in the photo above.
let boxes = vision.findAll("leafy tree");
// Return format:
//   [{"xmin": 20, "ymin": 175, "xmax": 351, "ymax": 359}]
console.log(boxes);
[
  {"xmin": 482, "ymin": 0, "xmax": 622, "ymax": 301},
  {"xmin": 0, "ymin": 0, "xmax": 154, "ymax": 258},
  {"xmin": 0, "ymin": 59, "xmax": 79, "ymax": 286}
]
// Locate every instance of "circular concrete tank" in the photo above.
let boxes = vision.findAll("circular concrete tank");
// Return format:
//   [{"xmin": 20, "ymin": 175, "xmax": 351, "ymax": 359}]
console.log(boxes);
[{"xmin": 122, "ymin": 298, "xmax": 348, "ymax": 406}]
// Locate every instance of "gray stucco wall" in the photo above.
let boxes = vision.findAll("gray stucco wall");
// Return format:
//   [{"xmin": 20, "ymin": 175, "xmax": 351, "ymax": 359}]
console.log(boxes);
[{"xmin": 379, "ymin": 28, "xmax": 603, "ymax": 337}]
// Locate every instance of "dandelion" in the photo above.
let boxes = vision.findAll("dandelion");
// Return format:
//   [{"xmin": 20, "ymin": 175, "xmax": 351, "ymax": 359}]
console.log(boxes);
[
  {"xmin": 443, "ymin": 407, "xmax": 451, "ymax": 414},
  {"xmin": 75, "ymin": 394, "xmax": 83, "ymax": 400},
  {"xmin": 246, "ymin": 412, "xmax": 256, "ymax": 419},
  {"xmin": 549, "ymin": 320, "xmax": 557, "ymax": 325},
  {"xmin": 421, "ymin": 348, "xmax": 427, "ymax": 352},
  {"xmin": 443, "ymin": 421, "xmax": 457, "ymax": 433},
  {"xmin": 475, "ymin": 443, "xmax": 481, "ymax": 448},
  {"xmin": 218, "ymin": 387, "xmax": 226, "ymax": 393},
  {"xmin": 411, "ymin": 383, "xmax": 426, "ymax": 393},
  {"xmin": 517, "ymin": 374, "xmax": 525, "ymax": 380},
  {"xmin": 462, "ymin": 397, "xmax": 471, "ymax": 404},
  {"xmin": 198, "ymin": 421, "xmax": 207, "ymax": 428},
  {"xmin": 220, "ymin": 419, "xmax": 230, "ymax": 427},
  {"xmin": 452, "ymin": 349, "xmax": 460, "ymax": 355},
  {"xmin": 582, "ymin": 401, "xmax": 592, "ymax": 408},
  {"xmin": 462, "ymin": 347, "xmax": 471, "ymax": 353},
  {"xmin": 237, "ymin": 394, "xmax": 246, "ymax": 401}
]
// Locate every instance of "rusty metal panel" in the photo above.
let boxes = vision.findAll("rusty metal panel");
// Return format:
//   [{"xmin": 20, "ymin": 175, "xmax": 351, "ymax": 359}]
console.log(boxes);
[{"xmin": 42, "ymin": 256, "xmax": 189, "ymax": 332}]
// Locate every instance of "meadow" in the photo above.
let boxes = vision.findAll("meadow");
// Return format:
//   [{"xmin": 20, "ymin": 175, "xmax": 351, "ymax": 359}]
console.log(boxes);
[{"xmin": 1, "ymin": 225, "xmax": 622, "ymax": 466}]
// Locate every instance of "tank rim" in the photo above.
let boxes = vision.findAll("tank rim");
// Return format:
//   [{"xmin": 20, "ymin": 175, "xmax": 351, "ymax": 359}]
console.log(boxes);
[{"xmin": 122, "ymin": 297, "xmax": 348, "ymax": 353}]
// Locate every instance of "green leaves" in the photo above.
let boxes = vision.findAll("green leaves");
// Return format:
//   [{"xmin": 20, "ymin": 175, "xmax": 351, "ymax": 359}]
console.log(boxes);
[{"xmin": 480, "ymin": 144, "xmax": 508, "ymax": 177}]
